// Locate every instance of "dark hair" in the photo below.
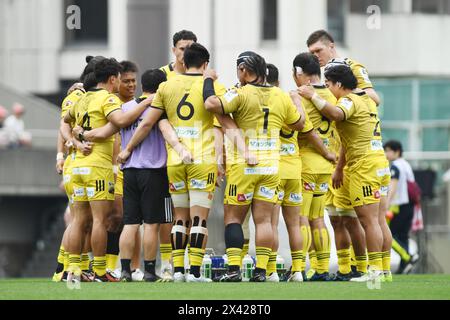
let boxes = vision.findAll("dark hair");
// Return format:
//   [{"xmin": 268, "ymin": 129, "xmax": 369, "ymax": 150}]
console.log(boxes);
[
  {"xmin": 120, "ymin": 60, "xmax": 138, "ymax": 74},
  {"xmin": 324, "ymin": 65, "xmax": 357, "ymax": 90},
  {"xmin": 307, "ymin": 29, "xmax": 335, "ymax": 47},
  {"xmin": 384, "ymin": 140, "xmax": 403, "ymax": 156},
  {"xmin": 266, "ymin": 63, "xmax": 279, "ymax": 86},
  {"xmin": 183, "ymin": 43, "xmax": 210, "ymax": 69},
  {"xmin": 141, "ymin": 69, "xmax": 167, "ymax": 93},
  {"xmin": 173, "ymin": 30, "xmax": 197, "ymax": 47},
  {"xmin": 80, "ymin": 55, "xmax": 106, "ymax": 90},
  {"xmin": 237, "ymin": 52, "xmax": 267, "ymax": 83},
  {"xmin": 293, "ymin": 53, "xmax": 321, "ymax": 76},
  {"xmin": 94, "ymin": 58, "xmax": 123, "ymax": 84}
]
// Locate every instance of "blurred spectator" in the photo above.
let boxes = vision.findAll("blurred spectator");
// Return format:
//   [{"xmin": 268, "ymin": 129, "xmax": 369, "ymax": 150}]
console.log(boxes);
[
  {"xmin": 3, "ymin": 103, "xmax": 32, "ymax": 148},
  {"xmin": 0, "ymin": 105, "xmax": 9, "ymax": 148}
]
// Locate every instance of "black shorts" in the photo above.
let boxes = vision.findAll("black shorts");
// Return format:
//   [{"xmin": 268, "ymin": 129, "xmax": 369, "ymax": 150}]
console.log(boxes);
[{"xmin": 123, "ymin": 168, "xmax": 173, "ymax": 225}]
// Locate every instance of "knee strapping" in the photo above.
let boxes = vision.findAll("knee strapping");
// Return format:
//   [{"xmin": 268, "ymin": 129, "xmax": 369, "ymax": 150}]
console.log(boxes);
[
  {"xmin": 225, "ymin": 223, "xmax": 244, "ymax": 249},
  {"xmin": 171, "ymin": 220, "xmax": 189, "ymax": 249},
  {"xmin": 189, "ymin": 190, "xmax": 213, "ymax": 208},
  {"xmin": 171, "ymin": 193, "xmax": 190, "ymax": 208},
  {"xmin": 189, "ymin": 216, "xmax": 208, "ymax": 248}
]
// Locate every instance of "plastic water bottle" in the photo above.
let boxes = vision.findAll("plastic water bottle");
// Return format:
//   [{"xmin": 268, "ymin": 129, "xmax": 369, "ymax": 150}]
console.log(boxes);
[
  {"xmin": 202, "ymin": 254, "xmax": 212, "ymax": 279},
  {"xmin": 223, "ymin": 254, "xmax": 228, "ymax": 269},
  {"xmin": 242, "ymin": 254, "xmax": 253, "ymax": 282},
  {"xmin": 276, "ymin": 255, "xmax": 285, "ymax": 276}
]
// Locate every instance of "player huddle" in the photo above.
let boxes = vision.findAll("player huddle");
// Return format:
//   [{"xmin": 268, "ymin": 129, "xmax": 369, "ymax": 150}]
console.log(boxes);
[{"xmin": 54, "ymin": 29, "xmax": 393, "ymax": 285}]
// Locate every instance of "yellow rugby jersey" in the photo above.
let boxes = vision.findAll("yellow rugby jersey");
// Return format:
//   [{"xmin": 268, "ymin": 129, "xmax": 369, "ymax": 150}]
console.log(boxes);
[
  {"xmin": 160, "ymin": 63, "xmax": 177, "ymax": 80},
  {"xmin": 152, "ymin": 73, "xmax": 226, "ymax": 166},
  {"xmin": 344, "ymin": 57, "xmax": 373, "ymax": 90},
  {"xmin": 279, "ymin": 93, "xmax": 314, "ymax": 180},
  {"xmin": 335, "ymin": 91, "xmax": 381, "ymax": 167},
  {"xmin": 69, "ymin": 88, "xmax": 122, "ymax": 169},
  {"xmin": 219, "ymin": 84, "xmax": 301, "ymax": 166},
  {"xmin": 298, "ymin": 85, "xmax": 337, "ymax": 174},
  {"xmin": 61, "ymin": 89, "xmax": 85, "ymax": 167},
  {"xmin": 361, "ymin": 92, "xmax": 385, "ymax": 158}
]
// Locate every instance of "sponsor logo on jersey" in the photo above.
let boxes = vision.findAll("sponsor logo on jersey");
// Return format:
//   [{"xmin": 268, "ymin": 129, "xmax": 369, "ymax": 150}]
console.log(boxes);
[
  {"xmin": 322, "ymin": 138, "xmax": 330, "ymax": 147},
  {"xmin": 223, "ymin": 90, "xmax": 238, "ymax": 103},
  {"xmin": 175, "ymin": 126, "xmax": 200, "ymax": 139},
  {"xmin": 258, "ymin": 186, "xmax": 275, "ymax": 199},
  {"xmin": 278, "ymin": 191, "xmax": 285, "ymax": 201},
  {"xmin": 280, "ymin": 143, "xmax": 296, "ymax": 155},
  {"xmin": 190, "ymin": 179, "xmax": 207, "ymax": 189},
  {"xmin": 86, "ymin": 187, "xmax": 96, "ymax": 198},
  {"xmin": 303, "ymin": 182, "xmax": 316, "ymax": 191},
  {"xmin": 248, "ymin": 139, "xmax": 278, "ymax": 151},
  {"xmin": 237, "ymin": 192, "xmax": 253, "ymax": 202},
  {"xmin": 63, "ymin": 175, "xmax": 71, "ymax": 184},
  {"xmin": 377, "ymin": 167, "xmax": 391, "ymax": 177},
  {"xmin": 72, "ymin": 167, "xmax": 91, "ymax": 175},
  {"xmin": 371, "ymin": 140, "xmax": 383, "ymax": 151},
  {"xmin": 340, "ymin": 98, "xmax": 353, "ymax": 111},
  {"xmin": 380, "ymin": 186, "xmax": 389, "ymax": 196},
  {"xmin": 244, "ymin": 167, "xmax": 278, "ymax": 175},
  {"xmin": 108, "ymin": 182, "xmax": 115, "ymax": 194},
  {"xmin": 320, "ymin": 183, "xmax": 329, "ymax": 192},
  {"xmin": 170, "ymin": 181, "xmax": 186, "ymax": 191},
  {"xmin": 374, "ymin": 190, "xmax": 381, "ymax": 199},
  {"xmin": 74, "ymin": 187, "xmax": 85, "ymax": 197},
  {"xmin": 289, "ymin": 193, "xmax": 302, "ymax": 203}
]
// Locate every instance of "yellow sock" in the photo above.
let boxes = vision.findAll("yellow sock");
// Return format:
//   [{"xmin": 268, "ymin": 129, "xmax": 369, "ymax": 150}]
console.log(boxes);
[
  {"xmin": 255, "ymin": 246, "xmax": 271, "ymax": 270},
  {"xmin": 63, "ymin": 252, "xmax": 70, "ymax": 271},
  {"xmin": 160, "ymin": 243, "xmax": 172, "ymax": 264},
  {"xmin": 267, "ymin": 252, "xmax": 277, "ymax": 275},
  {"xmin": 309, "ymin": 250, "xmax": 317, "ymax": 270},
  {"xmin": 81, "ymin": 253, "xmax": 90, "ymax": 271},
  {"xmin": 337, "ymin": 249, "xmax": 351, "ymax": 274},
  {"xmin": 368, "ymin": 252, "xmax": 383, "ymax": 271},
  {"xmin": 106, "ymin": 254, "xmax": 119, "ymax": 270},
  {"xmin": 355, "ymin": 254, "xmax": 368, "ymax": 273},
  {"xmin": 291, "ymin": 250, "xmax": 303, "ymax": 272},
  {"xmin": 93, "ymin": 256, "xmax": 107, "ymax": 276},
  {"xmin": 189, "ymin": 247, "xmax": 205, "ymax": 267},
  {"xmin": 392, "ymin": 239, "xmax": 411, "ymax": 262},
  {"xmin": 300, "ymin": 225, "xmax": 311, "ymax": 270},
  {"xmin": 172, "ymin": 249, "xmax": 185, "ymax": 269},
  {"xmin": 382, "ymin": 251, "xmax": 391, "ymax": 272},
  {"xmin": 240, "ymin": 243, "xmax": 250, "ymax": 267},
  {"xmin": 68, "ymin": 254, "xmax": 81, "ymax": 273},
  {"xmin": 313, "ymin": 228, "xmax": 331, "ymax": 273},
  {"xmin": 227, "ymin": 248, "xmax": 242, "ymax": 267},
  {"xmin": 57, "ymin": 246, "xmax": 65, "ymax": 265},
  {"xmin": 350, "ymin": 245, "xmax": 357, "ymax": 268}
]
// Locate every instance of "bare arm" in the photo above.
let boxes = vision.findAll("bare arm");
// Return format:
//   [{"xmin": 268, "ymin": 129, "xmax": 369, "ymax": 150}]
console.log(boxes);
[
  {"xmin": 303, "ymin": 130, "xmax": 336, "ymax": 163},
  {"xmin": 107, "ymin": 95, "xmax": 154, "ymax": 128},
  {"xmin": 388, "ymin": 179, "xmax": 398, "ymax": 206},
  {"xmin": 75, "ymin": 123, "xmax": 120, "ymax": 142},
  {"xmin": 332, "ymin": 146, "xmax": 346, "ymax": 189},
  {"xmin": 365, "ymin": 88, "xmax": 381, "ymax": 106},
  {"xmin": 56, "ymin": 130, "xmax": 65, "ymax": 175},
  {"xmin": 298, "ymin": 86, "xmax": 345, "ymax": 122},
  {"xmin": 288, "ymin": 91, "xmax": 305, "ymax": 131},
  {"xmin": 158, "ymin": 119, "xmax": 193, "ymax": 164}
]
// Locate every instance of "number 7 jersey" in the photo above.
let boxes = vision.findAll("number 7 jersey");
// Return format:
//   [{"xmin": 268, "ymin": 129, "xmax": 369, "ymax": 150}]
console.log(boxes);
[{"xmin": 151, "ymin": 73, "xmax": 227, "ymax": 166}]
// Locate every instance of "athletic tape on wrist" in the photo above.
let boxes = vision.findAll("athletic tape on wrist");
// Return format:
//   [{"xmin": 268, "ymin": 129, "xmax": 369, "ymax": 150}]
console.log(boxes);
[{"xmin": 311, "ymin": 92, "xmax": 327, "ymax": 110}]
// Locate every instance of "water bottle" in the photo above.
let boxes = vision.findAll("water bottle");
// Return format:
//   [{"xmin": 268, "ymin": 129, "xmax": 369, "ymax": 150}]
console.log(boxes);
[
  {"xmin": 223, "ymin": 254, "xmax": 228, "ymax": 269},
  {"xmin": 242, "ymin": 254, "xmax": 253, "ymax": 282},
  {"xmin": 276, "ymin": 255, "xmax": 285, "ymax": 277},
  {"xmin": 202, "ymin": 254, "xmax": 212, "ymax": 279}
]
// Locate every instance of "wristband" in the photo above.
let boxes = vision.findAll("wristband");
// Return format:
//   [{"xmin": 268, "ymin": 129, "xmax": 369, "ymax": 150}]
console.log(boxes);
[
  {"xmin": 56, "ymin": 152, "xmax": 64, "ymax": 161},
  {"xmin": 203, "ymin": 77, "xmax": 216, "ymax": 102},
  {"xmin": 113, "ymin": 165, "xmax": 119, "ymax": 174},
  {"xmin": 311, "ymin": 92, "xmax": 327, "ymax": 110}
]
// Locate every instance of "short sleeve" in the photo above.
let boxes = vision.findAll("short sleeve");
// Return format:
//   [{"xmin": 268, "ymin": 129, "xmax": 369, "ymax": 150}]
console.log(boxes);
[
  {"xmin": 336, "ymin": 97, "xmax": 355, "ymax": 120},
  {"xmin": 103, "ymin": 95, "xmax": 122, "ymax": 117},
  {"xmin": 391, "ymin": 165, "xmax": 400, "ymax": 180},
  {"xmin": 284, "ymin": 96, "xmax": 302, "ymax": 125},
  {"xmin": 220, "ymin": 88, "xmax": 241, "ymax": 114},
  {"xmin": 352, "ymin": 62, "xmax": 373, "ymax": 90},
  {"xmin": 301, "ymin": 111, "xmax": 314, "ymax": 133},
  {"xmin": 151, "ymin": 82, "xmax": 166, "ymax": 111},
  {"xmin": 214, "ymin": 81, "xmax": 227, "ymax": 97}
]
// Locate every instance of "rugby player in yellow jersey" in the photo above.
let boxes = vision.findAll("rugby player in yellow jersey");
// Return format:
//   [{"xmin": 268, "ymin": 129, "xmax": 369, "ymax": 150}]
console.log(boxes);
[
  {"xmin": 298, "ymin": 65, "xmax": 386, "ymax": 282},
  {"xmin": 117, "ymin": 43, "xmax": 224, "ymax": 282},
  {"xmin": 307, "ymin": 30, "xmax": 392, "ymax": 280},
  {"xmin": 158, "ymin": 30, "xmax": 198, "ymax": 278},
  {"xmin": 53, "ymin": 56, "xmax": 105, "ymax": 282},
  {"xmin": 265, "ymin": 63, "xmax": 331, "ymax": 283},
  {"xmin": 204, "ymin": 52, "xmax": 305, "ymax": 282},
  {"xmin": 292, "ymin": 53, "xmax": 338, "ymax": 281},
  {"xmin": 64, "ymin": 58, "xmax": 154, "ymax": 284}
]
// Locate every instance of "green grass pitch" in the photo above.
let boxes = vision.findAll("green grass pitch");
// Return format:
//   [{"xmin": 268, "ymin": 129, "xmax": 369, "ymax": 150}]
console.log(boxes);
[{"xmin": 1, "ymin": 275, "xmax": 449, "ymax": 300}]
